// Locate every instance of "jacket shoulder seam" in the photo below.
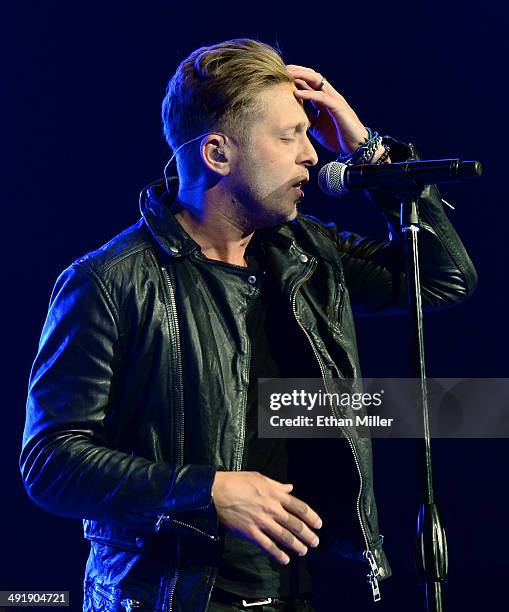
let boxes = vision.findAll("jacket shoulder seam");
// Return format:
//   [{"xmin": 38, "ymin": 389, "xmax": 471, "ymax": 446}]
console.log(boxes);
[
  {"xmin": 74, "ymin": 263, "xmax": 121, "ymax": 326},
  {"xmin": 76, "ymin": 241, "xmax": 153, "ymax": 275},
  {"xmin": 101, "ymin": 243, "xmax": 153, "ymax": 273}
]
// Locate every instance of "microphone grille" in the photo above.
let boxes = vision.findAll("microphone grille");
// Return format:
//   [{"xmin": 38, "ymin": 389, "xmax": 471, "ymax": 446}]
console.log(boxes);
[{"xmin": 318, "ymin": 161, "xmax": 348, "ymax": 197}]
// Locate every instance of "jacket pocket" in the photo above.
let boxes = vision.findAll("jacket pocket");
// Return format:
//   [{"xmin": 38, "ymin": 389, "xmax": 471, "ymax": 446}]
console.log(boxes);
[{"xmin": 83, "ymin": 520, "xmax": 153, "ymax": 553}]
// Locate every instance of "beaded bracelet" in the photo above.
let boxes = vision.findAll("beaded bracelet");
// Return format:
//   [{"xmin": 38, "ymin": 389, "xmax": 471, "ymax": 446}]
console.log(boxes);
[
  {"xmin": 337, "ymin": 127, "xmax": 382, "ymax": 165},
  {"xmin": 359, "ymin": 136, "xmax": 382, "ymax": 164}
]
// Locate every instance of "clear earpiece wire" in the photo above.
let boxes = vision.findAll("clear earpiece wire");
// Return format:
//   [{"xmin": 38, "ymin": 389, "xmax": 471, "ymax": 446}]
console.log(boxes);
[{"xmin": 164, "ymin": 132, "xmax": 229, "ymax": 192}]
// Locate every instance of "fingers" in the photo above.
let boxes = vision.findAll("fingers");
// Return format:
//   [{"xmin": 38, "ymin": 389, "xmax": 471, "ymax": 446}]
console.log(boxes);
[
  {"xmin": 293, "ymin": 78, "xmax": 314, "ymax": 91},
  {"xmin": 252, "ymin": 510, "xmax": 318, "ymax": 559},
  {"xmin": 215, "ymin": 472, "xmax": 323, "ymax": 566},
  {"xmin": 255, "ymin": 477, "xmax": 322, "ymax": 556},
  {"xmin": 293, "ymin": 88, "xmax": 330, "ymax": 111},
  {"xmin": 260, "ymin": 474, "xmax": 294, "ymax": 492},
  {"xmin": 286, "ymin": 65, "xmax": 330, "ymax": 92},
  {"xmin": 293, "ymin": 88, "xmax": 348, "ymax": 121},
  {"xmin": 281, "ymin": 493, "xmax": 323, "ymax": 530},
  {"xmin": 277, "ymin": 509, "xmax": 320, "ymax": 549},
  {"xmin": 261, "ymin": 518, "xmax": 309, "ymax": 557},
  {"xmin": 250, "ymin": 528, "xmax": 291, "ymax": 565},
  {"xmin": 286, "ymin": 64, "xmax": 310, "ymax": 70},
  {"xmin": 263, "ymin": 476, "xmax": 322, "ymax": 533},
  {"xmin": 286, "ymin": 64, "xmax": 321, "ymax": 79}
]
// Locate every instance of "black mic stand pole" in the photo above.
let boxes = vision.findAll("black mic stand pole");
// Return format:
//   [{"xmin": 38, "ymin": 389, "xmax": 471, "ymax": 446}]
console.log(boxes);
[{"xmin": 399, "ymin": 193, "xmax": 448, "ymax": 612}]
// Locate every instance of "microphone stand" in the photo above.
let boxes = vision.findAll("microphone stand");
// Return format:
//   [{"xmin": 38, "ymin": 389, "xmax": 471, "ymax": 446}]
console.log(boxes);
[
  {"xmin": 326, "ymin": 157, "xmax": 481, "ymax": 607},
  {"xmin": 399, "ymin": 192, "xmax": 448, "ymax": 612}
]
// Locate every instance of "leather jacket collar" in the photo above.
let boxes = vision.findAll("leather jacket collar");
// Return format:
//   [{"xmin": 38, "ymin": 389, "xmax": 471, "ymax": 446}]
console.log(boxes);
[{"xmin": 139, "ymin": 177, "xmax": 301, "ymax": 262}]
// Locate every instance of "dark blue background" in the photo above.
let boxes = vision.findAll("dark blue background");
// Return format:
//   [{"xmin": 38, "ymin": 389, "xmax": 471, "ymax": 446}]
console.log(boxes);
[{"xmin": 3, "ymin": 1, "xmax": 507, "ymax": 609}]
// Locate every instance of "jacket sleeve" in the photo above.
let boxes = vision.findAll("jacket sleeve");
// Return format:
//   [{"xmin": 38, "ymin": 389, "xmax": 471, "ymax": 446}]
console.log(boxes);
[
  {"xmin": 20, "ymin": 263, "xmax": 218, "ymax": 538},
  {"xmin": 337, "ymin": 138, "xmax": 478, "ymax": 314}
]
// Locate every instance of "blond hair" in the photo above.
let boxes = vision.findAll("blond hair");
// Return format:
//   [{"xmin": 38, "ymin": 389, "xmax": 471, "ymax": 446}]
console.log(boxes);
[{"xmin": 161, "ymin": 39, "xmax": 292, "ymax": 168}]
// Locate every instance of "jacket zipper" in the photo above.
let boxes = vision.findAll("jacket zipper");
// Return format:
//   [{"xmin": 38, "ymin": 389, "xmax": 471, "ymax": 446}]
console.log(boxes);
[
  {"xmin": 161, "ymin": 266, "xmax": 186, "ymax": 612},
  {"xmin": 233, "ymin": 314, "xmax": 251, "ymax": 472},
  {"xmin": 289, "ymin": 254, "xmax": 382, "ymax": 602},
  {"xmin": 161, "ymin": 267, "xmax": 185, "ymax": 465},
  {"xmin": 155, "ymin": 513, "xmax": 219, "ymax": 541},
  {"xmin": 167, "ymin": 536, "xmax": 180, "ymax": 612}
]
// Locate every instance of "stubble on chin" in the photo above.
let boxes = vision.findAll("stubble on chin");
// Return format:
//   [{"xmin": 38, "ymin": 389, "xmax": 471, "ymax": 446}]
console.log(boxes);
[
  {"xmin": 256, "ymin": 198, "xmax": 299, "ymax": 229},
  {"xmin": 228, "ymin": 177, "xmax": 301, "ymax": 229}
]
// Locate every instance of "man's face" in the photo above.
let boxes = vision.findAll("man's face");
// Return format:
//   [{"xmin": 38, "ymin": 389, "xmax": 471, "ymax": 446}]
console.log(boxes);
[{"xmin": 227, "ymin": 82, "xmax": 318, "ymax": 229}]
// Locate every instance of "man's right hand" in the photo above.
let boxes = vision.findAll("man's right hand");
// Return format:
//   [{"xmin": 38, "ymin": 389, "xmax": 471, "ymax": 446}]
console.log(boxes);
[{"xmin": 211, "ymin": 471, "xmax": 322, "ymax": 565}]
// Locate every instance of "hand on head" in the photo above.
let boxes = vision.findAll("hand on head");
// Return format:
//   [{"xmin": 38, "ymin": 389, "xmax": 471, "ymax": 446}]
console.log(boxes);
[{"xmin": 286, "ymin": 64, "xmax": 370, "ymax": 155}]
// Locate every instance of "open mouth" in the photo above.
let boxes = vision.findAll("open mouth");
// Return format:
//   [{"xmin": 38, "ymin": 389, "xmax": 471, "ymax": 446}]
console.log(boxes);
[
  {"xmin": 292, "ymin": 178, "xmax": 308, "ymax": 199},
  {"xmin": 292, "ymin": 178, "xmax": 308, "ymax": 189}
]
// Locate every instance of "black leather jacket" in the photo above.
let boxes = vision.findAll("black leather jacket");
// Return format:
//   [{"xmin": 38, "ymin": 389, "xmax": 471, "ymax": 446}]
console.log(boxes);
[{"xmin": 21, "ymin": 142, "xmax": 477, "ymax": 611}]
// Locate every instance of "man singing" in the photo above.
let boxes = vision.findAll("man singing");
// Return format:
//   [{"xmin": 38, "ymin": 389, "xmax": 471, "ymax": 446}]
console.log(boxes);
[{"xmin": 21, "ymin": 39, "xmax": 477, "ymax": 611}]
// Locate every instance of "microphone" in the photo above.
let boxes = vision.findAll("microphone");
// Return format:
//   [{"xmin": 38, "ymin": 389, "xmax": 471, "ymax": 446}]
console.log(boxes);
[{"xmin": 318, "ymin": 159, "xmax": 483, "ymax": 197}]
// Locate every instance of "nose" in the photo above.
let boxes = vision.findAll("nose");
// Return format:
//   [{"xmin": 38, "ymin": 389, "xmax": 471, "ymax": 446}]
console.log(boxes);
[{"xmin": 299, "ymin": 134, "xmax": 319, "ymax": 167}]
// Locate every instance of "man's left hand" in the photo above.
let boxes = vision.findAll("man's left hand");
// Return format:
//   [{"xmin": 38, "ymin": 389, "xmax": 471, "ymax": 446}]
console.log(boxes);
[{"xmin": 286, "ymin": 64, "xmax": 369, "ymax": 156}]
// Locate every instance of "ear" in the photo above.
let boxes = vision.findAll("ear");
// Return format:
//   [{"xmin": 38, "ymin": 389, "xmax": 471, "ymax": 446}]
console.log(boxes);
[{"xmin": 200, "ymin": 134, "xmax": 230, "ymax": 176}]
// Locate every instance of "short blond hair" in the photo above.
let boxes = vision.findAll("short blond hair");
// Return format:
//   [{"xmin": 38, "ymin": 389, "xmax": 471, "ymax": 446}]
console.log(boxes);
[{"xmin": 161, "ymin": 39, "xmax": 292, "ymax": 168}]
